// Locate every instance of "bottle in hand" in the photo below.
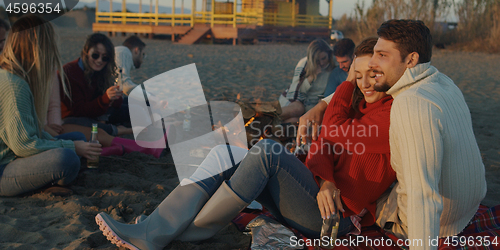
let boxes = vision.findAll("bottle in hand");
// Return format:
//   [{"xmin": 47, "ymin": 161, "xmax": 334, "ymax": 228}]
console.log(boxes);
[
  {"xmin": 320, "ymin": 189, "xmax": 340, "ymax": 249},
  {"xmin": 115, "ymin": 68, "xmax": 123, "ymax": 91},
  {"xmin": 87, "ymin": 123, "xmax": 99, "ymax": 169}
]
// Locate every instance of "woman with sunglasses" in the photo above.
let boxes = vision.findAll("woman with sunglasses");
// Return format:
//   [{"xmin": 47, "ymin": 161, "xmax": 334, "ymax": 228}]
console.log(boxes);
[
  {"xmin": 0, "ymin": 15, "xmax": 102, "ymax": 196},
  {"xmin": 60, "ymin": 33, "xmax": 132, "ymax": 137},
  {"xmin": 45, "ymin": 78, "xmax": 168, "ymax": 159}
]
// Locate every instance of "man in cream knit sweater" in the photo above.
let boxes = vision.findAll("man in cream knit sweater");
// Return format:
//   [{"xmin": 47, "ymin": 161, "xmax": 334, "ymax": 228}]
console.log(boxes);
[{"xmin": 370, "ymin": 20, "xmax": 487, "ymax": 249}]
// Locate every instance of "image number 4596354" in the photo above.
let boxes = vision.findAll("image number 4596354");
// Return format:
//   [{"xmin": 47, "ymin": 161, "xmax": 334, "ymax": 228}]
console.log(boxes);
[
  {"xmin": 6, "ymin": 2, "xmax": 62, "ymax": 14},
  {"xmin": 3, "ymin": 0, "xmax": 80, "ymax": 29}
]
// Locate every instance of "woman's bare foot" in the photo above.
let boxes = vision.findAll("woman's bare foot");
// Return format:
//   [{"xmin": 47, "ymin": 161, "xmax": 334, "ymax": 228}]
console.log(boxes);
[{"xmin": 116, "ymin": 125, "xmax": 133, "ymax": 136}]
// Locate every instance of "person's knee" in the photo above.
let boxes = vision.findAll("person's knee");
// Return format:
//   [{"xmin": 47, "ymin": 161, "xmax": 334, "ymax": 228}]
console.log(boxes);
[
  {"xmin": 250, "ymin": 139, "xmax": 284, "ymax": 156},
  {"xmin": 72, "ymin": 132, "xmax": 87, "ymax": 141},
  {"xmin": 51, "ymin": 148, "xmax": 80, "ymax": 182}
]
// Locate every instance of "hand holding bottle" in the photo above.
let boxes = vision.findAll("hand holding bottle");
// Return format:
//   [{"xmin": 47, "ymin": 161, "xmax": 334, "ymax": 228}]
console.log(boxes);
[
  {"xmin": 106, "ymin": 85, "xmax": 123, "ymax": 101},
  {"xmin": 74, "ymin": 140, "xmax": 102, "ymax": 160}
]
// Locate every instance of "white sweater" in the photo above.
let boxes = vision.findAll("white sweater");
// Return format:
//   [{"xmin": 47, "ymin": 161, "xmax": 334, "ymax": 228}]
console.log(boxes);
[{"xmin": 386, "ymin": 63, "xmax": 486, "ymax": 249}]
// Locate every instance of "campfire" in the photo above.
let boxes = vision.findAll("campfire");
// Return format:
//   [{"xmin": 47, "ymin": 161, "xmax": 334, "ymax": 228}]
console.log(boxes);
[{"xmin": 237, "ymin": 98, "xmax": 296, "ymax": 148}]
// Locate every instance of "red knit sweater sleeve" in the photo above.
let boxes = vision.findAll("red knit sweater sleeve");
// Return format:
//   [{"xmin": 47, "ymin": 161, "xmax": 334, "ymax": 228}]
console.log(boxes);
[
  {"xmin": 111, "ymin": 96, "xmax": 123, "ymax": 108},
  {"xmin": 60, "ymin": 59, "xmax": 112, "ymax": 118},
  {"xmin": 306, "ymin": 137, "xmax": 338, "ymax": 186},
  {"xmin": 320, "ymin": 81, "xmax": 392, "ymax": 154}
]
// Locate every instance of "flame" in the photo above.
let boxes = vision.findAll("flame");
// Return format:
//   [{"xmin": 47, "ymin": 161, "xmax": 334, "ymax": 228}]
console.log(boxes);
[
  {"xmin": 212, "ymin": 120, "xmax": 223, "ymax": 131},
  {"xmin": 259, "ymin": 136, "xmax": 264, "ymax": 140},
  {"xmin": 245, "ymin": 117, "xmax": 255, "ymax": 127},
  {"xmin": 236, "ymin": 93, "xmax": 241, "ymax": 100}
]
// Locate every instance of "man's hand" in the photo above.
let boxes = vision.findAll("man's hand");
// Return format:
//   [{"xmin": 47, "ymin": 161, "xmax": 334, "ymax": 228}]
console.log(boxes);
[
  {"xmin": 317, "ymin": 179, "xmax": 345, "ymax": 219},
  {"xmin": 297, "ymin": 100, "xmax": 328, "ymax": 145}
]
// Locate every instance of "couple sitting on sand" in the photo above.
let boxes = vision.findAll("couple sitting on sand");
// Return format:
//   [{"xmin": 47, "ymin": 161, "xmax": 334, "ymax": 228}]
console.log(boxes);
[{"xmin": 94, "ymin": 19, "xmax": 486, "ymax": 250}]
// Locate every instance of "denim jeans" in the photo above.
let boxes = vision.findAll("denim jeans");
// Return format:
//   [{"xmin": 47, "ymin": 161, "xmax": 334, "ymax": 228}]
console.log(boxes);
[
  {"xmin": 108, "ymin": 96, "xmax": 131, "ymax": 127},
  {"xmin": 187, "ymin": 139, "xmax": 354, "ymax": 239},
  {"xmin": 63, "ymin": 117, "xmax": 118, "ymax": 136},
  {"xmin": 0, "ymin": 148, "xmax": 80, "ymax": 196},
  {"xmin": 54, "ymin": 131, "xmax": 87, "ymax": 141}
]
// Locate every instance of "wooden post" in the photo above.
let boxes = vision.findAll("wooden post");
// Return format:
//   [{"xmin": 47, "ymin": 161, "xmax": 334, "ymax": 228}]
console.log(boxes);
[
  {"xmin": 155, "ymin": 0, "xmax": 159, "ymax": 26},
  {"xmin": 122, "ymin": 0, "xmax": 126, "ymax": 24},
  {"xmin": 291, "ymin": 0, "xmax": 295, "ymax": 27},
  {"xmin": 173, "ymin": 0, "xmax": 176, "ymax": 27},
  {"xmin": 191, "ymin": 0, "xmax": 195, "ymax": 27},
  {"xmin": 328, "ymin": 0, "xmax": 333, "ymax": 30},
  {"xmin": 181, "ymin": 0, "xmax": 184, "ymax": 14},
  {"xmin": 150, "ymin": 0, "xmax": 153, "ymax": 24},
  {"xmin": 211, "ymin": 0, "xmax": 215, "ymax": 28},
  {"xmin": 110, "ymin": 0, "xmax": 113, "ymax": 23},
  {"xmin": 233, "ymin": 0, "xmax": 237, "ymax": 28}
]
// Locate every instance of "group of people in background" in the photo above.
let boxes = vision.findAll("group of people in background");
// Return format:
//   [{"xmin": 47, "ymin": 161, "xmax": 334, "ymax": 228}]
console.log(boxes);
[
  {"xmin": 0, "ymin": 14, "xmax": 488, "ymax": 250},
  {"xmin": 279, "ymin": 37, "xmax": 355, "ymax": 123},
  {"xmin": 0, "ymin": 15, "xmax": 159, "ymax": 197}
]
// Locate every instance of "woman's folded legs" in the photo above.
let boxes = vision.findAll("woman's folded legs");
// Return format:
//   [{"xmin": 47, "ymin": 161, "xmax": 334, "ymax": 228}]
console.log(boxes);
[
  {"xmin": 96, "ymin": 140, "xmax": 353, "ymax": 249},
  {"xmin": 0, "ymin": 148, "xmax": 80, "ymax": 196}
]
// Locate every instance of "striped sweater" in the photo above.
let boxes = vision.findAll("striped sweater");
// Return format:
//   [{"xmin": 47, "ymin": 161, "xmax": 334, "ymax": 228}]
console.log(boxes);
[
  {"xmin": 0, "ymin": 69, "xmax": 74, "ymax": 166},
  {"xmin": 385, "ymin": 63, "xmax": 487, "ymax": 249}
]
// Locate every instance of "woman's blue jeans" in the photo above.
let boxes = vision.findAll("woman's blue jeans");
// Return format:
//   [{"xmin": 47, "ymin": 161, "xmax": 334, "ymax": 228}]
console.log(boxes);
[
  {"xmin": 187, "ymin": 139, "xmax": 353, "ymax": 239},
  {"xmin": 0, "ymin": 133, "xmax": 83, "ymax": 196},
  {"xmin": 63, "ymin": 117, "xmax": 118, "ymax": 136},
  {"xmin": 54, "ymin": 131, "xmax": 87, "ymax": 141}
]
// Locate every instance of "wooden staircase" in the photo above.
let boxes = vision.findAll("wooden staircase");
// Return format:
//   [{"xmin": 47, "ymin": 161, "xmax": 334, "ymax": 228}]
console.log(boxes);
[{"xmin": 177, "ymin": 26, "xmax": 211, "ymax": 44}]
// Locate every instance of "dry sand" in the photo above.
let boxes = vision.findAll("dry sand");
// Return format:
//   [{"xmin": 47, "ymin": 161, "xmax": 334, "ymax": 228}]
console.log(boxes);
[{"xmin": 0, "ymin": 22, "xmax": 499, "ymax": 250}]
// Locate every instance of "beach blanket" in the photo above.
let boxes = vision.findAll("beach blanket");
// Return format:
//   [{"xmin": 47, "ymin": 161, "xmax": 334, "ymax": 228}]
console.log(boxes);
[{"xmin": 232, "ymin": 205, "xmax": 500, "ymax": 250}]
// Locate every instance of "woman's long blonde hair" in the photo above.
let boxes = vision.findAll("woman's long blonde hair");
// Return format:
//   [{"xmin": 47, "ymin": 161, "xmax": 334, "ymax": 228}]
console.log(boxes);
[
  {"xmin": 302, "ymin": 39, "xmax": 335, "ymax": 84},
  {"xmin": 0, "ymin": 15, "xmax": 67, "ymax": 134}
]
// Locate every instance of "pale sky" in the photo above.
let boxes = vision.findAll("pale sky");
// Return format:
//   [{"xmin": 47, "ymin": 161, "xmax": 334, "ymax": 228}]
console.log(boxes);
[{"xmin": 320, "ymin": 0, "xmax": 369, "ymax": 19}]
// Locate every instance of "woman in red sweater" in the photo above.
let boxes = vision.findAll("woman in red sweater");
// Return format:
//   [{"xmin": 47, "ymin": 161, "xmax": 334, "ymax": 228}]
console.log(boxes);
[
  {"xmin": 60, "ymin": 33, "xmax": 131, "ymax": 137},
  {"xmin": 95, "ymin": 38, "xmax": 396, "ymax": 250}
]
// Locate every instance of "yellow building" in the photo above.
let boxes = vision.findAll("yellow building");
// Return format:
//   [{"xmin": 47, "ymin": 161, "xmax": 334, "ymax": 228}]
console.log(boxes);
[{"xmin": 93, "ymin": 0, "xmax": 334, "ymax": 44}]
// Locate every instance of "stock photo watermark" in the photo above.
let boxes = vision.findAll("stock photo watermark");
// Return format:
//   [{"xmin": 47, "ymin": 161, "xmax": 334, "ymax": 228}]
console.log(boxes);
[{"xmin": 4, "ymin": 0, "xmax": 80, "ymax": 28}]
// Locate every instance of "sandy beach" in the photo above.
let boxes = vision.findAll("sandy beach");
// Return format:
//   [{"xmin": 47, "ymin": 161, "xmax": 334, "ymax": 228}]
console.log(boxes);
[{"xmin": 0, "ymin": 21, "xmax": 499, "ymax": 250}]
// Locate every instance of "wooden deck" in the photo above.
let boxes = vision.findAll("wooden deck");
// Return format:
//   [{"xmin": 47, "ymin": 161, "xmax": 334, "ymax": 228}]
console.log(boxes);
[
  {"xmin": 93, "ymin": 23, "xmax": 328, "ymax": 44},
  {"xmin": 93, "ymin": 23, "xmax": 192, "ymax": 40}
]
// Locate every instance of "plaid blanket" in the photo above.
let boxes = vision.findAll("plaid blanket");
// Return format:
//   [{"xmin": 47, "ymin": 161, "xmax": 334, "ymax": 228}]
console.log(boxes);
[{"xmin": 232, "ymin": 205, "xmax": 500, "ymax": 250}]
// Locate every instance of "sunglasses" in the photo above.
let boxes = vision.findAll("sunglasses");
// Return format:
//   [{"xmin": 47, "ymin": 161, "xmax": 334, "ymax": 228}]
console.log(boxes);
[{"xmin": 91, "ymin": 53, "xmax": 111, "ymax": 62}]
